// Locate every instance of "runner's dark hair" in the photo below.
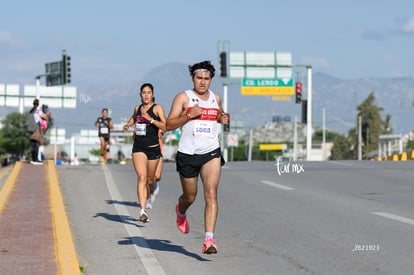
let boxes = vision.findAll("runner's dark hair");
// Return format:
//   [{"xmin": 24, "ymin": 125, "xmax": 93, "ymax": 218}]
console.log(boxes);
[{"xmin": 188, "ymin": 60, "xmax": 216, "ymax": 78}]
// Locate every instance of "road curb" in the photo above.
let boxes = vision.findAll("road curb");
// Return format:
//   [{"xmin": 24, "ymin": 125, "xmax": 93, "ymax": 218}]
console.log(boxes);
[
  {"xmin": 47, "ymin": 160, "xmax": 81, "ymax": 275},
  {"xmin": 0, "ymin": 162, "xmax": 21, "ymax": 213}
]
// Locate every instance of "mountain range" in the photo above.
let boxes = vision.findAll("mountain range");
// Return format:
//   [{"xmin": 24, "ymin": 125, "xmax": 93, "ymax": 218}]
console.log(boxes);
[{"xmin": 2, "ymin": 62, "xmax": 414, "ymax": 138}]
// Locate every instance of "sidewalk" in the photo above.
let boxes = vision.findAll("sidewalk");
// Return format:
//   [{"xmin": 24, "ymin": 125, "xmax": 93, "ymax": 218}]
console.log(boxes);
[{"xmin": 0, "ymin": 161, "xmax": 80, "ymax": 275}]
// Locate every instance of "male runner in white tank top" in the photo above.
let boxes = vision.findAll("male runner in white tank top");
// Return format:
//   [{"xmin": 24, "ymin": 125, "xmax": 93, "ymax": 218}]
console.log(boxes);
[{"xmin": 166, "ymin": 60, "xmax": 229, "ymax": 254}]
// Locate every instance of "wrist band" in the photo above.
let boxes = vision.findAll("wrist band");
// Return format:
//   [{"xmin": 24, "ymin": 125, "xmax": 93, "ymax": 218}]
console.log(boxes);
[{"xmin": 150, "ymin": 119, "xmax": 155, "ymax": 124}]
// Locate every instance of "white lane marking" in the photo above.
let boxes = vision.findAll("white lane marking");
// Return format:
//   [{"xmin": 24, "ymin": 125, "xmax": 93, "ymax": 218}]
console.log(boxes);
[
  {"xmin": 261, "ymin": 180, "xmax": 295, "ymax": 191},
  {"xmin": 371, "ymin": 212, "xmax": 414, "ymax": 226},
  {"xmin": 102, "ymin": 165, "xmax": 166, "ymax": 275}
]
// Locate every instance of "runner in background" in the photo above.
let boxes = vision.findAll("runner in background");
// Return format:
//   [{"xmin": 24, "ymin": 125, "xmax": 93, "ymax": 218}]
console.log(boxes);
[
  {"xmin": 95, "ymin": 108, "xmax": 113, "ymax": 164},
  {"xmin": 123, "ymin": 83, "xmax": 167, "ymax": 223}
]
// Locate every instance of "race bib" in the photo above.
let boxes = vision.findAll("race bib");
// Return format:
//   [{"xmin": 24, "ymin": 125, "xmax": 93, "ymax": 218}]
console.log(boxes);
[
  {"xmin": 193, "ymin": 121, "xmax": 216, "ymax": 138},
  {"xmin": 135, "ymin": 123, "xmax": 147, "ymax": 136},
  {"xmin": 100, "ymin": 128, "xmax": 109, "ymax": 134}
]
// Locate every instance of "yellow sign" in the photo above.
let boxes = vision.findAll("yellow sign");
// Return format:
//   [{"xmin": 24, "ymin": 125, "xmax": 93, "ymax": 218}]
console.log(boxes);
[
  {"xmin": 241, "ymin": 86, "xmax": 294, "ymax": 95},
  {"xmin": 259, "ymin": 144, "xmax": 287, "ymax": 151},
  {"xmin": 271, "ymin": 95, "xmax": 291, "ymax": 101}
]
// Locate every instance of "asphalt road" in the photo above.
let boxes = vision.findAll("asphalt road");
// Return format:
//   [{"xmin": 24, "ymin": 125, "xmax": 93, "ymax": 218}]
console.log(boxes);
[{"xmin": 57, "ymin": 160, "xmax": 414, "ymax": 275}]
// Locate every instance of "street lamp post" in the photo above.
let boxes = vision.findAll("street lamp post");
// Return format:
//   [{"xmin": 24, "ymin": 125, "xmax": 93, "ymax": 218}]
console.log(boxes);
[
  {"xmin": 306, "ymin": 65, "xmax": 313, "ymax": 161},
  {"xmin": 222, "ymin": 83, "xmax": 228, "ymax": 162},
  {"xmin": 293, "ymin": 64, "xmax": 313, "ymax": 160}
]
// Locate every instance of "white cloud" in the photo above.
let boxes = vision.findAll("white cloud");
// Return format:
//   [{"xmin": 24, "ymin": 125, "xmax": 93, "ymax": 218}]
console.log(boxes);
[{"xmin": 401, "ymin": 16, "xmax": 414, "ymax": 33}]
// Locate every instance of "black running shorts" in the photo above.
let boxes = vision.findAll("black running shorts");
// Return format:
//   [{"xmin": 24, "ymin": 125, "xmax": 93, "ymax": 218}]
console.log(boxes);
[
  {"xmin": 132, "ymin": 144, "xmax": 162, "ymax": 160},
  {"xmin": 176, "ymin": 147, "xmax": 225, "ymax": 178},
  {"xmin": 99, "ymin": 134, "xmax": 110, "ymax": 142}
]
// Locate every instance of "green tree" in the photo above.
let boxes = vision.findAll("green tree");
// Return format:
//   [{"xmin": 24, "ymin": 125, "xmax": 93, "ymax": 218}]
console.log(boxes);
[
  {"xmin": 313, "ymin": 129, "xmax": 339, "ymax": 143},
  {"xmin": 89, "ymin": 148, "xmax": 102, "ymax": 157},
  {"xmin": 406, "ymin": 134, "xmax": 414, "ymax": 151},
  {"xmin": 228, "ymin": 139, "xmax": 248, "ymax": 161},
  {"xmin": 356, "ymin": 92, "xmax": 389, "ymax": 158},
  {"xmin": 330, "ymin": 92, "xmax": 391, "ymax": 160},
  {"xmin": 330, "ymin": 134, "xmax": 352, "ymax": 160},
  {"xmin": 0, "ymin": 112, "xmax": 30, "ymax": 157}
]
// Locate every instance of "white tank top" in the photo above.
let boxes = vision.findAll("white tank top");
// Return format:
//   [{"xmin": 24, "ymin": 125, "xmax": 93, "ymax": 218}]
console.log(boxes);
[{"xmin": 178, "ymin": 90, "xmax": 220, "ymax": 155}]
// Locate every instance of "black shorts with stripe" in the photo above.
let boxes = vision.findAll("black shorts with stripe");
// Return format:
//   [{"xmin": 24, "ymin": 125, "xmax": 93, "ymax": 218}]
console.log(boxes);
[{"xmin": 175, "ymin": 147, "xmax": 225, "ymax": 178}]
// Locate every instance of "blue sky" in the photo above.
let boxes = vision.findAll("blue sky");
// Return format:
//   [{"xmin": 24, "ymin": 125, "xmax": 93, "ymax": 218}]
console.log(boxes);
[{"xmin": 1, "ymin": 0, "xmax": 414, "ymax": 89}]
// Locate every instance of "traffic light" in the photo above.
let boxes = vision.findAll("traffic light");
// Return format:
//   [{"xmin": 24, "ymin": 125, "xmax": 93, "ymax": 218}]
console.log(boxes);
[
  {"xmin": 62, "ymin": 54, "xmax": 71, "ymax": 84},
  {"xmin": 295, "ymin": 81, "xmax": 302, "ymax": 103},
  {"xmin": 219, "ymin": 51, "xmax": 227, "ymax": 77},
  {"xmin": 301, "ymin": 100, "xmax": 307, "ymax": 124},
  {"xmin": 362, "ymin": 120, "xmax": 369, "ymax": 144}
]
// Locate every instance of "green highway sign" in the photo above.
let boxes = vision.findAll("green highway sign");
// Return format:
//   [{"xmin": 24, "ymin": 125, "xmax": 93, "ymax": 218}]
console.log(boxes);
[
  {"xmin": 242, "ymin": 78, "xmax": 293, "ymax": 87},
  {"xmin": 241, "ymin": 78, "xmax": 294, "ymax": 95}
]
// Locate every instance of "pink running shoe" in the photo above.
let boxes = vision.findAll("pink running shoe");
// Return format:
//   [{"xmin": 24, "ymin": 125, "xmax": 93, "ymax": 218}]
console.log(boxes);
[
  {"xmin": 175, "ymin": 204, "xmax": 189, "ymax": 234},
  {"xmin": 202, "ymin": 237, "xmax": 218, "ymax": 254}
]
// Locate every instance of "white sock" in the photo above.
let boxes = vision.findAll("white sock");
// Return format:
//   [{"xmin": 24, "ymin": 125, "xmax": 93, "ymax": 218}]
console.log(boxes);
[{"xmin": 205, "ymin": 232, "xmax": 214, "ymax": 239}]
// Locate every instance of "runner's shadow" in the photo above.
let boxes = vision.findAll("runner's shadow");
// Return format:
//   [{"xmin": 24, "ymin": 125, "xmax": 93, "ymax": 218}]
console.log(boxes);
[
  {"xmin": 119, "ymin": 237, "xmax": 211, "ymax": 261},
  {"xmin": 106, "ymin": 200, "xmax": 139, "ymax": 207},
  {"xmin": 93, "ymin": 212, "xmax": 140, "ymax": 226}
]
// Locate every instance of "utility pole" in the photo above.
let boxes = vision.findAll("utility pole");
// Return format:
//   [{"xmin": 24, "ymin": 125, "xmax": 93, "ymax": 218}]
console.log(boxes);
[
  {"xmin": 293, "ymin": 115, "xmax": 298, "ymax": 161},
  {"xmin": 248, "ymin": 129, "xmax": 253, "ymax": 162},
  {"xmin": 358, "ymin": 115, "xmax": 362, "ymax": 160},
  {"xmin": 222, "ymin": 83, "xmax": 228, "ymax": 162},
  {"xmin": 36, "ymin": 75, "xmax": 41, "ymax": 99},
  {"xmin": 217, "ymin": 40, "xmax": 230, "ymax": 163},
  {"xmin": 293, "ymin": 64, "xmax": 313, "ymax": 160},
  {"xmin": 306, "ymin": 65, "xmax": 313, "ymax": 161},
  {"xmin": 322, "ymin": 106, "xmax": 326, "ymax": 159}
]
